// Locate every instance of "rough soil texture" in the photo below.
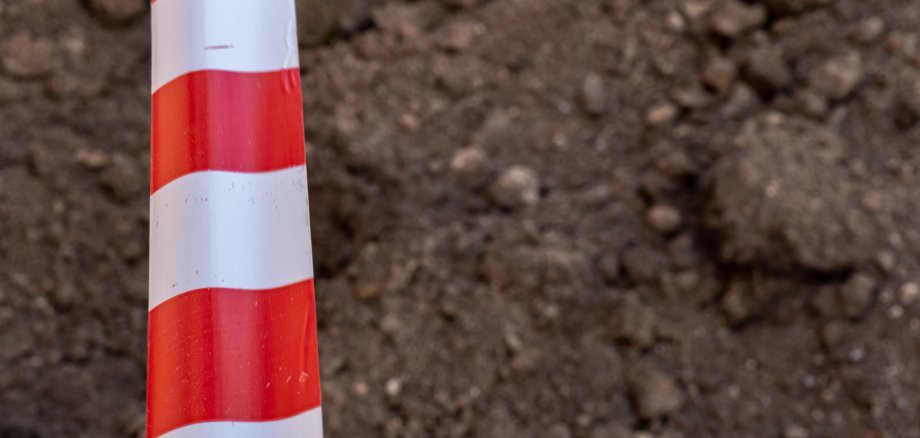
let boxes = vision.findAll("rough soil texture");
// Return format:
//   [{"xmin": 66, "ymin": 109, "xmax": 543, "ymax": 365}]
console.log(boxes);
[{"xmin": 2, "ymin": 0, "xmax": 920, "ymax": 437}]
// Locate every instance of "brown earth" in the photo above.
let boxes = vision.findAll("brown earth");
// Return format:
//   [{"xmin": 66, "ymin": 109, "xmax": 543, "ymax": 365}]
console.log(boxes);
[{"xmin": 2, "ymin": 0, "xmax": 920, "ymax": 436}]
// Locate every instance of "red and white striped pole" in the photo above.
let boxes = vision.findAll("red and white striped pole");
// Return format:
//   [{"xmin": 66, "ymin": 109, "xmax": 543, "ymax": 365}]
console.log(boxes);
[{"xmin": 147, "ymin": 1, "xmax": 322, "ymax": 437}]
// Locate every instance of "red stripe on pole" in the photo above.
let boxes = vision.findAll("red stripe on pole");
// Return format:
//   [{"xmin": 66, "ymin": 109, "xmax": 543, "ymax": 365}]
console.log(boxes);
[
  {"xmin": 150, "ymin": 68, "xmax": 306, "ymax": 194},
  {"xmin": 147, "ymin": 280, "xmax": 321, "ymax": 438}
]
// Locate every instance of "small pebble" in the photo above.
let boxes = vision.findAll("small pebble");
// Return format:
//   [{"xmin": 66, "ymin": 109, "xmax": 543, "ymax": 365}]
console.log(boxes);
[
  {"xmin": 839, "ymin": 272, "xmax": 876, "ymax": 318},
  {"xmin": 385, "ymin": 378, "xmax": 402, "ymax": 397},
  {"xmin": 450, "ymin": 146, "xmax": 487, "ymax": 185},
  {"xmin": 722, "ymin": 83, "xmax": 759, "ymax": 118},
  {"xmin": 671, "ymin": 87, "xmax": 712, "ymax": 109},
  {"xmin": 580, "ymin": 72, "xmax": 608, "ymax": 116},
  {"xmin": 398, "ymin": 113, "xmax": 420, "ymax": 132},
  {"xmin": 875, "ymin": 251, "xmax": 897, "ymax": 272},
  {"xmin": 1, "ymin": 33, "xmax": 54, "ymax": 78},
  {"xmin": 808, "ymin": 52, "xmax": 863, "ymax": 99},
  {"xmin": 666, "ymin": 11, "xmax": 687, "ymax": 33},
  {"xmin": 655, "ymin": 148, "xmax": 697, "ymax": 179},
  {"xmin": 647, "ymin": 204, "xmax": 683, "ymax": 234},
  {"xmin": 546, "ymin": 424, "xmax": 572, "ymax": 438},
  {"xmin": 610, "ymin": 294, "xmax": 657, "ymax": 348},
  {"xmin": 721, "ymin": 279, "xmax": 754, "ymax": 325},
  {"xmin": 630, "ymin": 370, "xmax": 685, "ymax": 420},
  {"xmin": 75, "ymin": 149, "xmax": 111, "ymax": 170},
  {"xmin": 709, "ymin": 0, "xmax": 767, "ymax": 38},
  {"xmin": 794, "ymin": 89, "xmax": 829, "ymax": 118},
  {"xmin": 646, "ymin": 103, "xmax": 678, "ymax": 126},
  {"xmin": 489, "ymin": 165, "xmax": 540, "ymax": 209},
  {"xmin": 900, "ymin": 282, "xmax": 919, "ymax": 305},
  {"xmin": 353, "ymin": 381, "xmax": 370, "ymax": 396},
  {"xmin": 439, "ymin": 19, "xmax": 482, "ymax": 52},
  {"xmin": 783, "ymin": 424, "xmax": 809, "ymax": 438},
  {"xmin": 888, "ymin": 304, "xmax": 904, "ymax": 319},
  {"xmin": 703, "ymin": 57, "xmax": 738, "ymax": 93},
  {"xmin": 743, "ymin": 46, "xmax": 792, "ymax": 93},
  {"xmin": 852, "ymin": 17, "xmax": 885, "ymax": 43}
]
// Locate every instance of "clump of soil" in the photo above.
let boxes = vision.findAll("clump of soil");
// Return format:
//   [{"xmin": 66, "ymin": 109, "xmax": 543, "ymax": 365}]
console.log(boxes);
[{"xmin": 2, "ymin": 0, "xmax": 920, "ymax": 437}]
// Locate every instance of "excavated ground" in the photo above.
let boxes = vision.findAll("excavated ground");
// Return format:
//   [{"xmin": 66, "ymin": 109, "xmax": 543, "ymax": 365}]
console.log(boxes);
[{"xmin": 2, "ymin": 0, "xmax": 920, "ymax": 436}]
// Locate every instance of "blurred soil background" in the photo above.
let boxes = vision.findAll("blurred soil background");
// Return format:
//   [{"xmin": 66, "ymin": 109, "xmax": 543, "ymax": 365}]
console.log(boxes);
[{"xmin": 2, "ymin": 0, "xmax": 920, "ymax": 436}]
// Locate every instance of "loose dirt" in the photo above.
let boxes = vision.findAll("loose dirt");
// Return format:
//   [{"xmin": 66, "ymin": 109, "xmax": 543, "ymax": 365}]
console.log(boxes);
[{"xmin": 2, "ymin": 0, "xmax": 920, "ymax": 437}]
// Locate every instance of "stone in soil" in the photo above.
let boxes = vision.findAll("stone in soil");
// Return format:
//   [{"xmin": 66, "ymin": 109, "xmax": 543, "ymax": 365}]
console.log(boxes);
[
  {"xmin": 450, "ymin": 146, "xmax": 488, "ymax": 187},
  {"xmin": 1, "ymin": 33, "xmax": 54, "ymax": 78},
  {"xmin": 702, "ymin": 56, "xmax": 737, "ymax": 93},
  {"xmin": 783, "ymin": 424, "xmax": 810, "ymax": 438},
  {"xmin": 900, "ymin": 282, "xmax": 920, "ymax": 305},
  {"xmin": 807, "ymin": 52, "xmax": 863, "ymax": 100},
  {"xmin": 630, "ymin": 370, "xmax": 685, "ymax": 420},
  {"xmin": 708, "ymin": 0, "xmax": 767, "ymax": 39},
  {"xmin": 608, "ymin": 294, "xmax": 657, "ymax": 348},
  {"xmin": 489, "ymin": 165, "xmax": 540, "ymax": 209},
  {"xmin": 721, "ymin": 83, "xmax": 760, "ymax": 118},
  {"xmin": 438, "ymin": 19, "xmax": 483, "ymax": 52},
  {"xmin": 580, "ymin": 72, "xmax": 608, "ymax": 116},
  {"xmin": 655, "ymin": 148, "xmax": 698, "ymax": 179},
  {"xmin": 810, "ymin": 285, "xmax": 840, "ymax": 318},
  {"xmin": 75, "ymin": 149, "xmax": 111, "ymax": 171},
  {"xmin": 646, "ymin": 103, "xmax": 678, "ymax": 126},
  {"xmin": 546, "ymin": 424, "xmax": 572, "ymax": 438},
  {"xmin": 647, "ymin": 204, "xmax": 683, "ymax": 234},
  {"xmin": 721, "ymin": 278, "xmax": 756, "ymax": 325},
  {"xmin": 671, "ymin": 87, "xmax": 712, "ymax": 109},
  {"xmin": 839, "ymin": 272, "xmax": 876, "ymax": 318},
  {"xmin": 86, "ymin": 0, "xmax": 145, "ymax": 25},
  {"xmin": 372, "ymin": 3, "xmax": 438, "ymax": 38},
  {"xmin": 851, "ymin": 17, "xmax": 885, "ymax": 43},
  {"xmin": 793, "ymin": 89, "xmax": 829, "ymax": 118},
  {"xmin": 742, "ymin": 46, "xmax": 792, "ymax": 94}
]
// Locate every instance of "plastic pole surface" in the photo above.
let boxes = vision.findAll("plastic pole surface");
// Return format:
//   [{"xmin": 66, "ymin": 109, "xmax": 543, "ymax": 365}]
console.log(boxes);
[{"xmin": 147, "ymin": 1, "xmax": 322, "ymax": 437}]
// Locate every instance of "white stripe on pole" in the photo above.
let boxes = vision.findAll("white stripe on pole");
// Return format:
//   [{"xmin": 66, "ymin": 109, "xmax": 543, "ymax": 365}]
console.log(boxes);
[
  {"xmin": 158, "ymin": 408, "xmax": 323, "ymax": 438},
  {"xmin": 151, "ymin": 0, "xmax": 300, "ymax": 93},
  {"xmin": 149, "ymin": 167, "xmax": 314, "ymax": 310}
]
